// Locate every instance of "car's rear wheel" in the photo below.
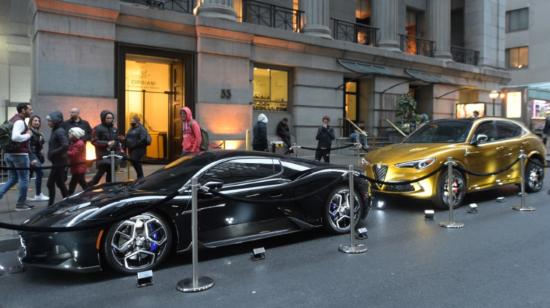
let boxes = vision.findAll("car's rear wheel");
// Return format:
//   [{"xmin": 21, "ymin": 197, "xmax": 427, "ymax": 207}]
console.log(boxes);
[
  {"xmin": 324, "ymin": 186, "xmax": 362, "ymax": 234},
  {"xmin": 433, "ymin": 169, "xmax": 466, "ymax": 210},
  {"xmin": 525, "ymin": 158, "xmax": 544, "ymax": 193},
  {"xmin": 103, "ymin": 212, "xmax": 172, "ymax": 274}
]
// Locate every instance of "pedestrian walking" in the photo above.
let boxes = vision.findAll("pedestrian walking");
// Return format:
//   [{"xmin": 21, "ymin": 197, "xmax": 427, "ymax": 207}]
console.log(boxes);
[
  {"xmin": 28, "ymin": 115, "xmax": 49, "ymax": 202},
  {"xmin": 61, "ymin": 107, "xmax": 92, "ymax": 141},
  {"xmin": 46, "ymin": 111, "xmax": 69, "ymax": 206},
  {"xmin": 90, "ymin": 110, "xmax": 118, "ymax": 185},
  {"xmin": 276, "ymin": 117, "xmax": 292, "ymax": 154},
  {"xmin": 0, "ymin": 103, "xmax": 34, "ymax": 211},
  {"xmin": 315, "ymin": 115, "xmax": 335, "ymax": 163},
  {"xmin": 124, "ymin": 115, "xmax": 149, "ymax": 179},
  {"xmin": 253, "ymin": 113, "xmax": 268, "ymax": 151},
  {"xmin": 67, "ymin": 127, "xmax": 88, "ymax": 195},
  {"xmin": 180, "ymin": 107, "xmax": 202, "ymax": 155},
  {"xmin": 543, "ymin": 113, "xmax": 550, "ymax": 147}
]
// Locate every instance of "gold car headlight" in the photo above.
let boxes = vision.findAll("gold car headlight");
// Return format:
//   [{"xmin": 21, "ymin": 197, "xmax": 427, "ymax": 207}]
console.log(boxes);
[{"xmin": 395, "ymin": 157, "xmax": 436, "ymax": 170}]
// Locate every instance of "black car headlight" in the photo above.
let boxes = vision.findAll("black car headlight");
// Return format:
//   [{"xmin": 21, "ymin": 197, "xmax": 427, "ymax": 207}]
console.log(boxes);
[{"xmin": 395, "ymin": 158, "xmax": 436, "ymax": 170}]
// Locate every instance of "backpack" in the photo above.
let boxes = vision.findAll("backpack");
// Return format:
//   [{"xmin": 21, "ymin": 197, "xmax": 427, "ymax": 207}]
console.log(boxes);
[
  {"xmin": 199, "ymin": 127, "xmax": 209, "ymax": 151},
  {"xmin": 0, "ymin": 121, "xmax": 19, "ymax": 152}
]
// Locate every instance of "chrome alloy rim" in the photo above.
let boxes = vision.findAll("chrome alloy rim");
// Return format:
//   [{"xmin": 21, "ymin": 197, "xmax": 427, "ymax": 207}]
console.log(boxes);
[
  {"xmin": 528, "ymin": 164, "xmax": 544, "ymax": 191},
  {"xmin": 110, "ymin": 213, "xmax": 168, "ymax": 271},
  {"xmin": 442, "ymin": 172, "xmax": 465, "ymax": 206},
  {"xmin": 328, "ymin": 189, "xmax": 360, "ymax": 232}
]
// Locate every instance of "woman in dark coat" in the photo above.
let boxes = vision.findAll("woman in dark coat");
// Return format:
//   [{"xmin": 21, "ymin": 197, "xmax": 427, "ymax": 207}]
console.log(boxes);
[
  {"xmin": 252, "ymin": 113, "xmax": 268, "ymax": 151},
  {"xmin": 124, "ymin": 115, "xmax": 148, "ymax": 179},
  {"xmin": 28, "ymin": 115, "xmax": 49, "ymax": 201},
  {"xmin": 46, "ymin": 111, "xmax": 69, "ymax": 206}
]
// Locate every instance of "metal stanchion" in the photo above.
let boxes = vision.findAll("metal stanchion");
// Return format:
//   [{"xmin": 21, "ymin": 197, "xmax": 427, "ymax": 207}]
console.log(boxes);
[
  {"xmin": 339, "ymin": 165, "xmax": 367, "ymax": 254},
  {"xmin": 513, "ymin": 149, "xmax": 535, "ymax": 212},
  {"xmin": 439, "ymin": 157, "xmax": 464, "ymax": 229},
  {"xmin": 102, "ymin": 151, "xmax": 123, "ymax": 183},
  {"xmin": 177, "ymin": 177, "xmax": 214, "ymax": 293}
]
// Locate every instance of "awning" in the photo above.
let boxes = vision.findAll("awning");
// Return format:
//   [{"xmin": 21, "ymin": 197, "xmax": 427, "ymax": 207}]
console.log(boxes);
[
  {"xmin": 405, "ymin": 69, "xmax": 451, "ymax": 84},
  {"xmin": 337, "ymin": 59, "xmax": 393, "ymax": 76}
]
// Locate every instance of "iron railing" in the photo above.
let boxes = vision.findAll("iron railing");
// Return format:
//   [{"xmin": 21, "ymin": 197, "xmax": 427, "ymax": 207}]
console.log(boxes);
[
  {"xmin": 122, "ymin": 0, "xmax": 195, "ymax": 14},
  {"xmin": 243, "ymin": 0, "xmax": 303, "ymax": 32},
  {"xmin": 331, "ymin": 18, "xmax": 378, "ymax": 46},
  {"xmin": 451, "ymin": 45, "xmax": 480, "ymax": 66},
  {"xmin": 399, "ymin": 34, "xmax": 434, "ymax": 57}
]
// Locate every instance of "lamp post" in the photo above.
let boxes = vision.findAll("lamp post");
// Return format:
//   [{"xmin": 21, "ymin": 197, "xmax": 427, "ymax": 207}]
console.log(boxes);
[{"xmin": 489, "ymin": 90, "xmax": 499, "ymax": 116}]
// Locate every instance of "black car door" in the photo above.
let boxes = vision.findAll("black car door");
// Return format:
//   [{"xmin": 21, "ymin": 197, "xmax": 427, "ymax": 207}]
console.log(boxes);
[{"xmin": 196, "ymin": 157, "xmax": 290, "ymax": 244}]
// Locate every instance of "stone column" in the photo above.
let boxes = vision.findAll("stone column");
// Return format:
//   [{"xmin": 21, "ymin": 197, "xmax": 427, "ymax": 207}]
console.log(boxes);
[
  {"xmin": 371, "ymin": 0, "xmax": 400, "ymax": 50},
  {"xmin": 196, "ymin": 0, "xmax": 237, "ymax": 22},
  {"xmin": 427, "ymin": 0, "xmax": 452, "ymax": 59},
  {"xmin": 301, "ymin": 0, "xmax": 331, "ymax": 39}
]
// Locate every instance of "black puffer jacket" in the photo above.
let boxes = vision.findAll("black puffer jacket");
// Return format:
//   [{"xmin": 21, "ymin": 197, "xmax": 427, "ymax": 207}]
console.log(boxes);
[
  {"xmin": 47, "ymin": 111, "xmax": 69, "ymax": 166},
  {"xmin": 29, "ymin": 128, "xmax": 45, "ymax": 164},
  {"xmin": 316, "ymin": 126, "xmax": 335, "ymax": 150},
  {"xmin": 92, "ymin": 110, "xmax": 118, "ymax": 165},
  {"xmin": 125, "ymin": 124, "xmax": 148, "ymax": 160},
  {"xmin": 252, "ymin": 121, "xmax": 268, "ymax": 151}
]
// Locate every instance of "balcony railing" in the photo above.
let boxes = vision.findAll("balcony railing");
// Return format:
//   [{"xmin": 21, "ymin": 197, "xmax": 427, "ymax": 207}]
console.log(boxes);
[
  {"xmin": 451, "ymin": 46, "xmax": 480, "ymax": 66},
  {"xmin": 243, "ymin": 0, "xmax": 303, "ymax": 32},
  {"xmin": 399, "ymin": 34, "xmax": 434, "ymax": 57},
  {"xmin": 331, "ymin": 18, "xmax": 378, "ymax": 46},
  {"xmin": 122, "ymin": 0, "xmax": 195, "ymax": 14}
]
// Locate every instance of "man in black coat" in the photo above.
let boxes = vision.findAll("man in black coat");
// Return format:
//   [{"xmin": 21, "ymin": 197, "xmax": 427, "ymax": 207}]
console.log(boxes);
[
  {"xmin": 124, "ymin": 115, "xmax": 149, "ymax": 179},
  {"xmin": 46, "ymin": 111, "xmax": 69, "ymax": 206},
  {"xmin": 543, "ymin": 114, "xmax": 550, "ymax": 146},
  {"xmin": 276, "ymin": 117, "xmax": 292, "ymax": 154},
  {"xmin": 253, "ymin": 113, "xmax": 268, "ymax": 151},
  {"xmin": 315, "ymin": 115, "xmax": 335, "ymax": 163},
  {"xmin": 62, "ymin": 107, "xmax": 92, "ymax": 141},
  {"xmin": 89, "ymin": 110, "xmax": 118, "ymax": 185}
]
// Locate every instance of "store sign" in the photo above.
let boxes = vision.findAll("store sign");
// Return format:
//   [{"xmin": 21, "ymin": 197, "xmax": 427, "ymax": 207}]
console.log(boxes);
[
  {"xmin": 126, "ymin": 68, "xmax": 160, "ymax": 91},
  {"xmin": 506, "ymin": 91, "xmax": 522, "ymax": 118}
]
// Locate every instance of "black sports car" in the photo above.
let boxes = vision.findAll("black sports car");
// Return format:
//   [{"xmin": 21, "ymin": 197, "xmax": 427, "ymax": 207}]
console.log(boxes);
[{"xmin": 18, "ymin": 151, "xmax": 370, "ymax": 273}]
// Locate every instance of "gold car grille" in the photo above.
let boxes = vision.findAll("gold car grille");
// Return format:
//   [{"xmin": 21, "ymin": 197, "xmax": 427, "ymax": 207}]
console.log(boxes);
[{"xmin": 373, "ymin": 164, "xmax": 388, "ymax": 182}]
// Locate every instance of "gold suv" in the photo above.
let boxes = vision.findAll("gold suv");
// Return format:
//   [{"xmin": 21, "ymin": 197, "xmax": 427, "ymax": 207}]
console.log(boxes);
[{"xmin": 364, "ymin": 118, "xmax": 546, "ymax": 208}]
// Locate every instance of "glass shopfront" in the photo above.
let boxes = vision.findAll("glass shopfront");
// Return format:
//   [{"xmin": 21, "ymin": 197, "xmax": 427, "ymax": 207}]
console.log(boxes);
[
  {"xmin": 117, "ymin": 45, "xmax": 194, "ymax": 162},
  {"xmin": 253, "ymin": 67, "xmax": 289, "ymax": 111}
]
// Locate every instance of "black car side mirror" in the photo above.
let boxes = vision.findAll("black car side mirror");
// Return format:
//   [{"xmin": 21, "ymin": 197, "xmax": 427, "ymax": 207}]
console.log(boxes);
[
  {"xmin": 203, "ymin": 181, "xmax": 224, "ymax": 192},
  {"xmin": 472, "ymin": 134, "xmax": 488, "ymax": 146}
]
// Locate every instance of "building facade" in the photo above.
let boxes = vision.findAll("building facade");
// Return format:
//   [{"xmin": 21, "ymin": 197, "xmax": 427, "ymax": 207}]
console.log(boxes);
[
  {"xmin": 504, "ymin": 0, "xmax": 550, "ymax": 132},
  {"xmin": 0, "ymin": 0, "xmax": 509, "ymax": 161}
]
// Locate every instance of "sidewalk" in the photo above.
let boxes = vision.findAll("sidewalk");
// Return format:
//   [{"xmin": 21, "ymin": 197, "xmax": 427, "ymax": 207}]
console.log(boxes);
[{"xmin": 0, "ymin": 163, "xmax": 164, "ymax": 250}]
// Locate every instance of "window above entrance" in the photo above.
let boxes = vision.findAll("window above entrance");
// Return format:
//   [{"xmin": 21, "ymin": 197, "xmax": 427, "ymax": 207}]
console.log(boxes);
[{"xmin": 253, "ymin": 66, "xmax": 289, "ymax": 111}]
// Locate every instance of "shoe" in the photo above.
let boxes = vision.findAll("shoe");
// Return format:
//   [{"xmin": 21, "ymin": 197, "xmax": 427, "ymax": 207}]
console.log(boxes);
[
  {"xmin": 27, "ymin": 196, "xmax": 36, "ymax": 201},
  {"xmin": 34, "ymin": 193, "xmax": 49, "ymax": 201},
  {"xmin": 15, "ymin": 204, "xmax": 32, "ymax": 211}
]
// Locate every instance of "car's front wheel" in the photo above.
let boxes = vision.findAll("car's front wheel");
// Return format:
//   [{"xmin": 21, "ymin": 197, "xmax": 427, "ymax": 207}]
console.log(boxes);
[
  {"xmin": 433, "ymin": 169, "xmax": 466, "ymax": 210},
  {"xmin": 525, "ymin": 158, "xmax": 544, "ymax": 193},
  {"xmin": 324, "ymin": 186, "xmax": 363, "ymax": 234},
  {"xmin": 103, "ymin": 211, "xmax": 172, "ymax": 274}
]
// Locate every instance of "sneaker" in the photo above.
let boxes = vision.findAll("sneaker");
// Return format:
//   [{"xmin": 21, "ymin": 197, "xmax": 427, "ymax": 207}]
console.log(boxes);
[
  {"xmin": 34, "ymin": 193, "xmax": 49, "ymax": 201},
  {"xmin": 15, "ymin": 204, "xmax": 32, "ymax": 211},
  {"xmin": 27, "ymin": 196, "xmax": 36, "ymax": 201}
]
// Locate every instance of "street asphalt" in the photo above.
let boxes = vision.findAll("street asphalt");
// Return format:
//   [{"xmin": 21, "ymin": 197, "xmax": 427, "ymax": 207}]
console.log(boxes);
[{"xmin": 0, "ymin": 162, "xmax": 549, "ymax": 307}]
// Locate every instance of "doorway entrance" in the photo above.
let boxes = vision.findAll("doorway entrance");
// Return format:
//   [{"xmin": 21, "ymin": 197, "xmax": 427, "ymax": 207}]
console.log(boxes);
[{"xmin": 117, "ymin": 45, "xmax": 194, "ymax": 162}]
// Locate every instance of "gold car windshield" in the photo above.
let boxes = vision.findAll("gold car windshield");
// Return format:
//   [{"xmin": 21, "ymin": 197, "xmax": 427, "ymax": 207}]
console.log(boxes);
[{"xmin": 404, "ymin": 120, "xmax": 473, "ymax": 144}]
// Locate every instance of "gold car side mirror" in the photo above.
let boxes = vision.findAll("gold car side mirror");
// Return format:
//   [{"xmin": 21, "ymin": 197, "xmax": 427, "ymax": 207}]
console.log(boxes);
[{"xmin": 472, "ymin": 134, "xmax": 489, "ymax": 146}]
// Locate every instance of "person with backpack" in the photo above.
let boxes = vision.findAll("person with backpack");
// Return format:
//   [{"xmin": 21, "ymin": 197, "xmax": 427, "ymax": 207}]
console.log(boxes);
[
  {"xmin": 89, "ymin": 110, "xmax": 119, "ymax": 185},
  {"xmin": 180, "ymin": 106, "xmax": 202, "ymax": 155},
  {"xmin": 67, "ymin": 127, "xmax": 88, "ymax": 195},
  {"xmin": 0, "ymin": 103, "xmax": 34, "ymax": 211},
  {"xmin": 46, "ymin": 111, "xmax": 69, "ymax": 206},
  {"xmin": 124, "ymin": 115, "xmax": 149, "ymax": 179},
  {"xmin": 252, "ymin": 113, "xmax": 268, "ymax": 151},
  {"xmin": 28, "ymin": 115, "xmax": 49, "ymax": 202}
]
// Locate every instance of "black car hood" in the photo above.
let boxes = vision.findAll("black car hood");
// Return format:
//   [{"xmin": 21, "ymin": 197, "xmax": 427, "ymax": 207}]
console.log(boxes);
[{"xmin": 24, "ymin": 182, "xmax": 167, "ymax": 228}]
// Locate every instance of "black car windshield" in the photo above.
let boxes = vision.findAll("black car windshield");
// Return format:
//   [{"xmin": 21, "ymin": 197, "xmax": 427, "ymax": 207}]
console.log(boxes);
[
  {"xmin": 404, "ymin": 120, "xmax": 473, "ymax": 144},
  {"xmin": 132, "ymin": 152, "xmax": 216, "ymax": 191}
]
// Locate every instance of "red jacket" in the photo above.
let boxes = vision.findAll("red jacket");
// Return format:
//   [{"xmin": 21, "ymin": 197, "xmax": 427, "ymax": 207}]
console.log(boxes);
[
  {"xmin": 67, "ymin": 139, "xmax": 87, "ymax": 174},
  {"xmin": 181, "ymin": 107, "xmax": 202, "ymax": 153}
]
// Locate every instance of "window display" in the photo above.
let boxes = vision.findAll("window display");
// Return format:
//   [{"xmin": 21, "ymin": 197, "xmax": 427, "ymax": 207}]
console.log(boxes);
[{"xmin": 253, "ymin": 67, "xmax": 289, "ymax": 111}]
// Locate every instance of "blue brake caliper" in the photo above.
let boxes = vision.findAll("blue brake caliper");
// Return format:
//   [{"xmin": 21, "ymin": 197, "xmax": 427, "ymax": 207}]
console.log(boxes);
[
  {"xmin": 329, "ymin": 202, "xmax": 338, "ymax": 220},
  {"xmin": 149, "ymin": 223, "xmax": 159, "ymax": 253}
]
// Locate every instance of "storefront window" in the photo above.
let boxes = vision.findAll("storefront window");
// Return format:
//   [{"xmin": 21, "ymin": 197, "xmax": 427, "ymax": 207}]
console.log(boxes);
[
  {"xmin": 456, "ymin": 103, "xmax": 485, "ymax": 119},
  {"xmin": 532, "ymin": 100, "xmax": 550, "ymax": 119},
  {"xmin": 506, "ymin": 47, "xmax": 528, "ymax": 69},
  {"xmin": 253, "ymin": 67, "xmax": 289, "ymax": 111},
  {"xmin": 506, "ymin": 91, "xmax": 522, "ymax": 118}
]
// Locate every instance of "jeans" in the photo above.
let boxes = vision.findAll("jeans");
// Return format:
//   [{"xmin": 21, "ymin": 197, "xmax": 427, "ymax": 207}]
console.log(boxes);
[
  {"xmin": 30, "ymin": 163, "xmax": 44, "ymax": 195},
  {"xmin": 0, "ymin": 154, "xmax": 30, "ymax": 204}
]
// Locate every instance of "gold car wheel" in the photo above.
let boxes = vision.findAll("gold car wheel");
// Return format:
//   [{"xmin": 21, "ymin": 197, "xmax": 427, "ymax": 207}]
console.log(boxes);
[
  {"xmin": 437, "ymin": 170, "xmax": 466, "ymax": 209},
  {"xmin": 525, "ymin": 160, "xmax": 544, "ymax": 192}
]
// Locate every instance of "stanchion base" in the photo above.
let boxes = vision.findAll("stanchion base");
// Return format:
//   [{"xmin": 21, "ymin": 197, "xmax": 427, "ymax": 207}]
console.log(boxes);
[
  {"xmin": 176, "ymin": 276, "xmax": 214, "ymax": 293},
  {"xmin": 512, "ymin": 206, "xmax": 536, "ymax": 212},
  {"xmin": 439, "ymin": 221, "xmax": 464, "ymax": 228},
  {"xmin": 338, "ymin": 243, "xmax": 368, "ymax": 254}
]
